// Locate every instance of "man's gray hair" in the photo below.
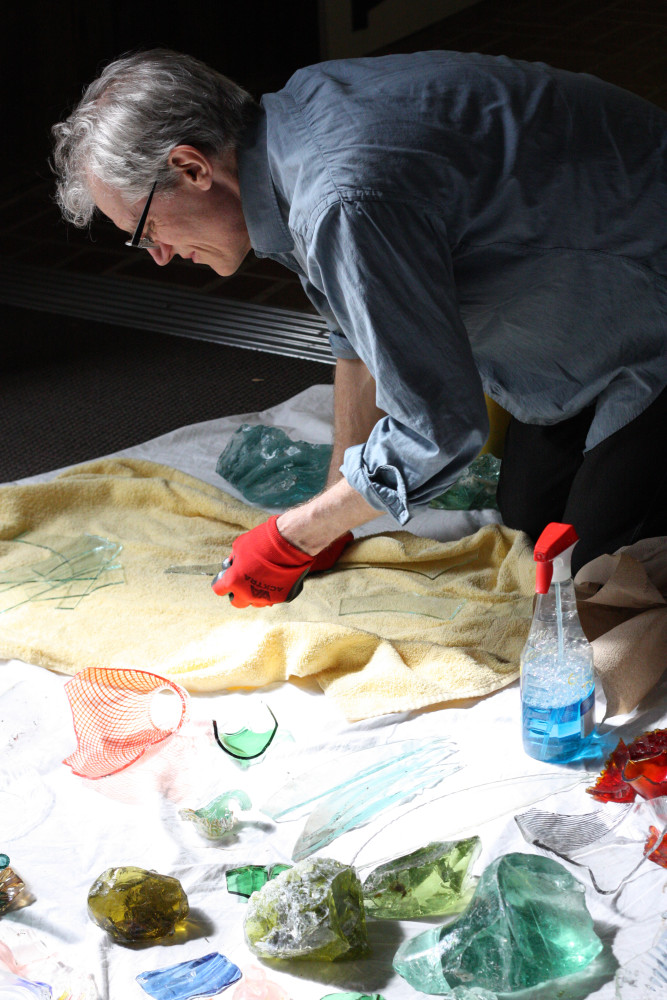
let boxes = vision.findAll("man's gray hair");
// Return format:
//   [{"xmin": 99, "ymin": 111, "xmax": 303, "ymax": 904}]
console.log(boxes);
[{"xmin": 52, "ymin": 49, "xmax": 256, "ymax": 226}]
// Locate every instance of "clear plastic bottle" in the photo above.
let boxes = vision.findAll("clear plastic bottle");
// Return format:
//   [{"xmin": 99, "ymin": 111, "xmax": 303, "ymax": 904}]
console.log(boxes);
[{"xmin": 520, "ymin": 523, "xmax": 595, "ymax": 763}]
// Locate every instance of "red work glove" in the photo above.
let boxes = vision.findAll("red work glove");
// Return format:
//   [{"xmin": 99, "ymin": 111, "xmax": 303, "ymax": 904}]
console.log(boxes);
[
  {"xmin": 212, "ymin": 516, "xmax": 314, "ymax": 608},
  {"xmin": 309, "ymin": 531, "xmax": 354, "ymax": 572}
]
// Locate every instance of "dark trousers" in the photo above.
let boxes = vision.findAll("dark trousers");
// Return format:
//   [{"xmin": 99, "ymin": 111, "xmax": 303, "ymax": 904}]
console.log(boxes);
[{"xmin": 496, "ymin": 386, "xmax": 667, "ymax": 575}]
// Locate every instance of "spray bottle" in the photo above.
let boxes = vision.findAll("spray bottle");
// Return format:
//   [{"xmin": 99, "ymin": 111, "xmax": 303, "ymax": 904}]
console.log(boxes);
[{"xmin": 520, "ymin": 522, "xmax": 595, "ymax": 762}]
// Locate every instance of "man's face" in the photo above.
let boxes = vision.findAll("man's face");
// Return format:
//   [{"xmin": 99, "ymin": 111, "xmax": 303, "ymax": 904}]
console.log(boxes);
[{"xmin": 89, "ymin": 148, "xmax": 252, "ymax": 277}]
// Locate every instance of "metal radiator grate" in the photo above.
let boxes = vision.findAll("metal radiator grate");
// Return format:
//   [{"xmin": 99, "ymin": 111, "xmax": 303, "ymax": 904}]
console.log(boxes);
[{"xmin": 0, "ymin": 262, "xmax": 335, "ymax": 365}]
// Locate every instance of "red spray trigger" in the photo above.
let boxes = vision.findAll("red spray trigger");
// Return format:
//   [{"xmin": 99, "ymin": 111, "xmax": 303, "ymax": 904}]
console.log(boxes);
[{"xmin": 533, "ymin": 522, "xmax": 579, "ymax": 594}]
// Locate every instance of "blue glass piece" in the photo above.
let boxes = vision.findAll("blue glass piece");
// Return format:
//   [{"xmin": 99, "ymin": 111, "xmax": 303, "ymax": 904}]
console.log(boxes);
[
  {"xmin": 290, "ymin": 739, "xmax": 461, "ymax": 861},
  {"xmin": 216, "ymin": 424, "xmax": 331, "ymax": 508},
  {"xmin": 0, "ymin": 974, "xmax": 52, "ymax": 999},
  {"xmin": 136, "ymin": 952, "xmax": 241, "ymax": 1000}
]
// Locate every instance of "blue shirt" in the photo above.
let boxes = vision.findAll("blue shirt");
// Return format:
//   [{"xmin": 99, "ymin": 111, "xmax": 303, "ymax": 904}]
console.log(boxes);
[{"xmin": 237, "ymin": 51, "xmax": 667, "ymax": 524}]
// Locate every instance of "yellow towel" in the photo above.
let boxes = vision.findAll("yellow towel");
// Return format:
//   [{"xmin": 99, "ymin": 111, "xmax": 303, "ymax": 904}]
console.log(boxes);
[{"xmin": 0, "ymin": 458, "xmax": 535, "ymax": 721}]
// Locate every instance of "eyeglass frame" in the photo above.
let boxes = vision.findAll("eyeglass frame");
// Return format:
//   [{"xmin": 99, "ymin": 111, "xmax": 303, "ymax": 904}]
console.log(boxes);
[{"xmin": 125, "ymin": 180, "xmax": 159, "ymax": 249}]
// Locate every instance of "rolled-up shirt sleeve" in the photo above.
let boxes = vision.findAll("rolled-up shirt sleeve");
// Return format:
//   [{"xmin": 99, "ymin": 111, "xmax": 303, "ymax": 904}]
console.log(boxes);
[{"xmin": 302, "ymin": 197, "xmax": 489, "ymax": 524}]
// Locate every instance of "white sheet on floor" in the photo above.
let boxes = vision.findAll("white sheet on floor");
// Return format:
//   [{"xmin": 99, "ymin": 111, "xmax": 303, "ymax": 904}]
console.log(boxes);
[{"xmin": 1, "ymin": 384, "xmax": 665, "ymax": 1000}]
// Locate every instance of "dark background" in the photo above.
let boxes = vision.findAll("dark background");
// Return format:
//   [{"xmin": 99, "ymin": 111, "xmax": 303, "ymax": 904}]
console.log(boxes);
[{"xmin": 2, "ymin": 0, "xmax": 666, "ymax": 481}]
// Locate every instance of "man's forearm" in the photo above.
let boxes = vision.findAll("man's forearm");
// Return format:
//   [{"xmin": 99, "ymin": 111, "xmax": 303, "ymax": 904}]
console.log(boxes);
[
  {"xmin": 326, "ymin": 357, "xmax": 386, "ymax": 487},
  {"xmin": 276, "ymin": 476, "xmax": 382, "ymax": 554}
]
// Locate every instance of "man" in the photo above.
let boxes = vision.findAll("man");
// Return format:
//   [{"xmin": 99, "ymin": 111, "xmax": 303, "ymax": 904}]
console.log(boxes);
[{"xmin": 52, "ymin": 49, "xmax": 667, "ymax": 607}]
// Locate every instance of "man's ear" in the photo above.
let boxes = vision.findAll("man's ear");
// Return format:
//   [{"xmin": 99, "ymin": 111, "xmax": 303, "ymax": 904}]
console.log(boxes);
[{"xmin": 167, "ymin": 146, "xmax": 214, "ymax": 190}]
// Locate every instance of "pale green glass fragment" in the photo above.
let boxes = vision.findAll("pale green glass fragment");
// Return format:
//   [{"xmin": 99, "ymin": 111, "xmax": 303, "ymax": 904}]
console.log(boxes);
[
  {"xmin": 362, "ymin": 838, "xmax": 481, "ymax": 919},
  {"xmin": 244, "ymin": 858, "xmax": 369, "ymax": 961},
  {"xmin": 291, "ymin": 739, "xmax": 461, "ymax": 861},
  {"xmin": 338, "ymin": 594, "xmax": 466, "ymax": 620},
  {"xmin": 393, "ymin": 853, "xmax": 602, "ymax": 994},
  {"xmin": 179, "ymin": 789, "xmax": 251, "ymax": 840},
  {"xmin": 263, "ymin": 739, "xmax": 458, "ymax": 823},
  {"xmin": 0, "ymin": 534, "xmax": 123, "ymax": 612}
]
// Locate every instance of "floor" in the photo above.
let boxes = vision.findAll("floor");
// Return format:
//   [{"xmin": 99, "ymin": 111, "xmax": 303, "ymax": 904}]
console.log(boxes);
[{"xmin": 1, "ymin": 0, "xmax": 666, "ymax": 480}]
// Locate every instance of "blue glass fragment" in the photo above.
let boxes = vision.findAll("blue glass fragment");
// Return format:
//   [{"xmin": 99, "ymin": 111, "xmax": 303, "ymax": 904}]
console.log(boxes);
[{"xmin": 136, "ymin": 952, "xmax": 241, "ymax": 1000}]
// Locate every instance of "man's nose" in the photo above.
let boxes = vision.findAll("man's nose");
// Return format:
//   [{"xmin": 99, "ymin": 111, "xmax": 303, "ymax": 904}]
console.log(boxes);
[{"xmin": 147, "ymin": 243, "xmax": 174, "ymax": 266}]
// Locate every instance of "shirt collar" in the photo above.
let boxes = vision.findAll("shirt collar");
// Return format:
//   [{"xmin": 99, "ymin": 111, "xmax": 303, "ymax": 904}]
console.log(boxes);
[{"xmin": 237, "ymin": 104, "xmax": 294, "ymax": 256}]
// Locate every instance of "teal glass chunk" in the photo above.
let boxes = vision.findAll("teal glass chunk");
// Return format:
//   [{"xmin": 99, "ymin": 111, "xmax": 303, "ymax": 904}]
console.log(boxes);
[
  {"xmin": 136, "ymin": 952, "xmax": 241, "ymax": 999},
  {"xmin": 179, "ymin": 789, "xmax": 251, "ymax": 840},
  {"xmin": 213, "ymin": 705, "xmax": 278, "ymax": 761},
  {"xmin": 429, "ymin": 454, "xmax": 500, "ymax": 511},
  {"xmin": 393, "ymin": 853, "xmax": 602, "ymax": 994},
  {"xmin": 290, "ymin": 739, "xmax": 460, "ymax": 861},
  {"xmin": 362, "ymin": 838, "xmax": 481, "ymax": 919},
  {"xmin": 216, "ymin": 424, "xmax": 331, "ymax": 508},
  {"xmin": 244, "ymin": 858, "xmax": 369, "ymax": 961},
  {"xmin": 0, "ymin": 853, "xmax": 9, "ymax": 868}
]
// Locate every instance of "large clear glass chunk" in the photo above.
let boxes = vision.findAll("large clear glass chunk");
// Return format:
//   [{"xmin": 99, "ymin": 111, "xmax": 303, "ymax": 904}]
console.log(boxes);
[
  {"xmin": 244, "ymin": 858, "xmax": 369, "ymax": 961},
  {"xmin": 393, "ymin": 853, "xmax": 602, "ymax": 994}
]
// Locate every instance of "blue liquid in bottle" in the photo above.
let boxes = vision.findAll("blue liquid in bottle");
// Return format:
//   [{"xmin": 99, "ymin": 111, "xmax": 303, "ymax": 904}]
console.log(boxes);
[{"xmin": 521, "ymin": 578, "xmax": 595, "ymax": 763}]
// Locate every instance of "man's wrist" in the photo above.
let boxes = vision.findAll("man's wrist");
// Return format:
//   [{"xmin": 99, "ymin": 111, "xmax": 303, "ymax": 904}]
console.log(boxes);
[{"xmin": 276, "ymin": 478, "xmax": 382, "ymax": 555}]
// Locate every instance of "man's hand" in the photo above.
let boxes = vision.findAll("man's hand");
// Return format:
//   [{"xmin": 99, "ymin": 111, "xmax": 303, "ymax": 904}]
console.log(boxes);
[{"xmin": 212, "ymin": 516, "xmax": 314, "ymax": 608}]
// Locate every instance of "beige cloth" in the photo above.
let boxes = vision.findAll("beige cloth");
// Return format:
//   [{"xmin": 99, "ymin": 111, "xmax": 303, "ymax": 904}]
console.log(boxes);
[
  {"xmin": 575, "ymin": 537, "xmax": 667, "ymax": 718},
  {"xmin": 0, "ymin": 458, "xmax": 536, "ymax": 721}
]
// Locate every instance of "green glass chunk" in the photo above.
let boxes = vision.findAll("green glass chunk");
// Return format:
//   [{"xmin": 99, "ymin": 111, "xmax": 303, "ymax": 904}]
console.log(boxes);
[
  {"xmin": 0, "ymin": 854, "xmax": 9, "ymax": 869},
  {"xmin": 179, "ymin": 789, "xmax": 251, "ymax": 840},
  {"xmin": 244, "ymin": 858, "xmax": 370, "ymax": 961},
  {"xmin": 393, "ymin": 853, "xmax": 602, "ymax": 994},
  {"xmin": 226, "ymin": 866, "xmax": 270, "ymax": 897},
  {"xmin": 87, "ymin": 866, "xmax": 189, "ymax": 942},
  {"xmin": 362, "ymin": 838, "xmax": 481, "ymax": 919},
  {"xmin": 226, "ymin": 863, "xmax": 293, "ymax": 899},
  {"xmin": 213, "ymin": 707, "xmax": 278, "ymax": 761}
]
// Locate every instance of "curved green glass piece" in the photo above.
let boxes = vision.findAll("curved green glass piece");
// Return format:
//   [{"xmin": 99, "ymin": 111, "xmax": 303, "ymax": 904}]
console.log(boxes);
[
  {"xmin": 226, "ymin": 863, "xmax": 293, "ymax": 898},
  {"xmin": 213, "ymin": 706, "xmax": 278, "ymax": 761},
  {"xmin": 179, "ymin": 789, "xmax": 251, "ymax": 840}
]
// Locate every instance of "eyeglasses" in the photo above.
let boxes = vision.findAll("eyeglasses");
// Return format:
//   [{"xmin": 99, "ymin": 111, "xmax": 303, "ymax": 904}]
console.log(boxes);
[{"xmin": 125, "ymin": 180, "xmax": 158, "ymax": 249}]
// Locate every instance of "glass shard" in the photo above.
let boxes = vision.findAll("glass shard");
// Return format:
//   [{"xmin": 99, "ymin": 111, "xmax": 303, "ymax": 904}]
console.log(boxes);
[
  {"xmin": 615, "ymin": 929, "xmax": 667, "ymax": 998},
  {"xmin": 393, "ymin": 853, "xmax": 602, "ymax": 994},
  {"xmin": 291, "ymin": 739, "xmax": 461, "ymax": 861},
  {"xmin": 429, "ymin": 454, "xmax": 501, "ymax": 511},
  {"xmin": 244, "ymin": 858, "xmax": 369, "ymax": 961},
  {"xmin": 0, "ymin": 973, "xmax": 52, "ymax": 999},
  {"xmin": 213, "ymin": 704, "xmax": 278, "ymax": 761},
  {"xmin": 180, "ymin": 790, "xmax": 252, "ymax": 840},
  {"xmin": 226, "ymin": 864, "xmax": 291, "ymax": 898},
  {"xmin": 87, "ymin": 866, "xmax": 189, "ymax": 943},
  {"xmin": 516, "ymin": 794, "xmax": 667, "ymax": 892},
  {"xmin": 0, "ymin": 853, "xmax": 9, "ymax": 868},
  {"xmin": 352, "ymin": 771, "xmax": 588, "ymax": 873},
  {"xmin": 587, "ymin": 729, "xmax": 667, "ymax": 803},
  {"xmin": 231, "ymin": 966, "xmax": 290, "ymax": 999},
  {"xmin": 338, "ymin": 594, "xmax": 466, "ymax": 620},
  {"xmin": 63, "ymin": 667, "xmax": 189, "ymax": 779},
  {"xmin": 216, "ymin": 424, "xmax": 331, "ymax": 508},
  {"xmin": 136, "ymin": 952, "xmax": 241, "ymax": 1000},
  {"xmin": 362, "ymin": 838, "xmax": 481, "ymax": 919},
  {"xmin": 0, "ymin": 866, "xmax": 27, "ymax": 915},
  {"xmin": 0, "ymin": 534, "xmax": 123, "ymax": 613}
]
